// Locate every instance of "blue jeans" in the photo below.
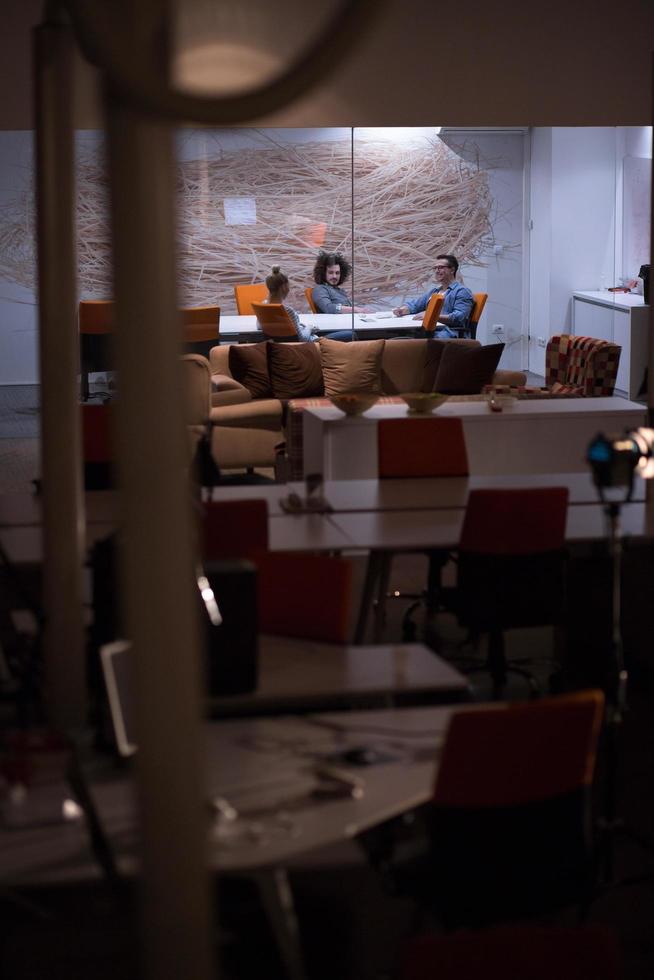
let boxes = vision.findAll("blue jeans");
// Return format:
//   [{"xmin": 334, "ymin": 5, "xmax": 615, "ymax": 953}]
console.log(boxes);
[{"xmin": 323, "ymin": 330, "xmax": 358, "ymax": 342}]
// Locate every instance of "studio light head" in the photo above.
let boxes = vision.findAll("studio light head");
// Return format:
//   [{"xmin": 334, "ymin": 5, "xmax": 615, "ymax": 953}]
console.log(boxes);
[{"xmin": 587, "ymin": 428, "xmax": 654, "ymax": 500}]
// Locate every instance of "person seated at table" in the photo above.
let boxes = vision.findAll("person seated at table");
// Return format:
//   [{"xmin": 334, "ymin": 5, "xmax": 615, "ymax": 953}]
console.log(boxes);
[
  {"xmin": 392, "ymin": 253, "xmax": 473, "ymax": 338},
  {"xmin": 265, "ymin": 266, "xmax": 352, "ymax": 342},
  {"xmin": 311, "ymin": 250, "xmax": 374, "ymax": 315}
]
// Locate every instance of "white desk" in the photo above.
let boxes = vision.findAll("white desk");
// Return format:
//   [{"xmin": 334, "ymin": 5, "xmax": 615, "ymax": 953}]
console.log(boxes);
[
  {"xmin": 572, "ymin": 291, "xmax": 649, "ymax": 400},
  {"xmin": 302, "ymin": 399, "xmax": 647, "ymax": 479},
  {"xmin": 1, "ymin": 705, "xmax": 456, "ymax": 980},
  {"xmin": 210, "ymin": 637, "xmax": 468, "ymax": 716},
  {"xmin": 331, "ymin": 500, "xmax": 654, "ymax": 553},
  {"xmin": 3, "ymin": 472, "xmax": 643, "ymax": 533},
  {"xmin": 337, "ymin": 500, "xmax": 654, "ymax": 641},
  {"xmin": 219, "ymin": 312, "xmax": 418, "ymax": 342},
  {"xmin": 289, "ymin": 472, "xmax": 647, "ymax": 511},
  {"xmin": 0, "ymin": 491, "xmax": 117, "ymax": 528},
  {"xmin": 0, "ymin": 514, "xmax": 354, "ymax": 565}
]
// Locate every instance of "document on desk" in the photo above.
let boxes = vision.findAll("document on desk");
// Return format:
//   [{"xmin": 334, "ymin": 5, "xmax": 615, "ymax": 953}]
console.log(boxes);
[{"xmin": 359, "ymin": 312, "xmax": 395, "ymax": 322}]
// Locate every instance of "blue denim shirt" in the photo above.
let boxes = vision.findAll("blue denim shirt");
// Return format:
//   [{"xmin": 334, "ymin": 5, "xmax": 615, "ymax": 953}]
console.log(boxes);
[{"xmin": 406, "ymin": 281, "xmax": 474, "ymax": 337}]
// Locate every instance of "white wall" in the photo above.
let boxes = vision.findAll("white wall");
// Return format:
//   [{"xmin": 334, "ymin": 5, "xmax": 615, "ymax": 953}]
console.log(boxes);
[
  {"xmin": 528, "ymin": 126, "xmax": 651, "ymax": 377},
  {"xmin": 442, "ymin": 133, "xmax": 526, "ymax": 372},
  {"xmin": 528, "ymin": 129, "xmax": 553, "ymax": 377},
  {"xmin": 529, "ymin": 128, "xmax": 619, "ymax": 376}
]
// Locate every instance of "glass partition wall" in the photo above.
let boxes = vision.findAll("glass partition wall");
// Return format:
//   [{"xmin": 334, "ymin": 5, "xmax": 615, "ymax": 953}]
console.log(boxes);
[{"xmin": 0, "ymin": 126, "xmax": 649, "ymax": 388}]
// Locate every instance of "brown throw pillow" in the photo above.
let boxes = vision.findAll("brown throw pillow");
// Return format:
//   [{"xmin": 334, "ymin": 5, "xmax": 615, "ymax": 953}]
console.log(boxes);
[
  {"xmin": 422, "ymin": 339, "xmax": 449, "ymax": 392},
  {"xmin": 267, "ymin": 342, "xmax": 324, "ymax": 400},
  {"xmin": 434, "ymin": 342, "xmax": 505, "ymax": 394},
  {"xmin": 228, "ymin": 341, "xmax": 272, "ymax": 398},
  {"xmin": 319, "ymin": 337, "xmax": 385, "ymax": 396}
]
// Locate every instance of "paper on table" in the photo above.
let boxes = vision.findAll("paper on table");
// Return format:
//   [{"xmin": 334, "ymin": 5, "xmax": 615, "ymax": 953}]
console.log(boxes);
[{"xmin": 359, "ymin": 312, "xmax": 395, "ymax": 322}]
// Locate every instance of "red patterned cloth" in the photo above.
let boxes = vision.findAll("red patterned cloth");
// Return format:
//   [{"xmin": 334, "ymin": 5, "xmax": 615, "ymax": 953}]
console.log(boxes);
[
  {"xmin": 482, "ymin": 384, "xmax": 581, "ymax": 399},
  {"xmin": 545, "ymin": 334, "xmax": 621, "ymax": 397}
]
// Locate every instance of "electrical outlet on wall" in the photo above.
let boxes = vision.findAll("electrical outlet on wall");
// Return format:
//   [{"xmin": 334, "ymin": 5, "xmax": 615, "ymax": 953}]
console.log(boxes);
[
  {"xmin": 491, "ymin": 324, "xmax": 504, "ymax": 335},
  {"xmin": 537, "ymin": 336, "xmax": 547, "ymax": 348}
]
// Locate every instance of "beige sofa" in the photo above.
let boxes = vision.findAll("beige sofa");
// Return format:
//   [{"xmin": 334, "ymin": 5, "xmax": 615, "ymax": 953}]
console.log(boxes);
[{"xmin": 185, "ymin": 339, "xmax": 526, "ymax": 472}]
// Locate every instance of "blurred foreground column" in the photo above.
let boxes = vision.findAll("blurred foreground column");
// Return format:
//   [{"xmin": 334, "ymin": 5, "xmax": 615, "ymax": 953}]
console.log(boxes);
[
  {"xmin": 33, "ymin": 21, "xmax": 86, "ymax": 730},
  {"xmin": 105, "ymin": 93, "xmax": 213, "ymax": 980}
]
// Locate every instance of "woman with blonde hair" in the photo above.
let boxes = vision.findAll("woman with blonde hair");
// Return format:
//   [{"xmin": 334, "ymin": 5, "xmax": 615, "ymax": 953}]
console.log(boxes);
[{"xmin": 264, "ymin": 266, "xmax": 353, "ymax": 341}]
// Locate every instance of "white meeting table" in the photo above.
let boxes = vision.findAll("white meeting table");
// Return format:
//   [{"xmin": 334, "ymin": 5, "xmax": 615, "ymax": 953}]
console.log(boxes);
[{"xmin": 218, "ymin": 311, "xmax": 418, "ymax": 343}]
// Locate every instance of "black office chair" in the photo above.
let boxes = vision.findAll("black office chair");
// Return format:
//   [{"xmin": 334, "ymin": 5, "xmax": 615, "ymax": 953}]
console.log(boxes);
[{"xmin": 446, "ymin": 486, "xmax": 569, "ymax": 698}]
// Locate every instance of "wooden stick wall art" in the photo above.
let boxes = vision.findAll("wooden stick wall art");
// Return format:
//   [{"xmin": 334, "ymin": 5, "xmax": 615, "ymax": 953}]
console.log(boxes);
[{"xmin": 0, "ymin": 133, "xmax": 494, "ymax": 311}]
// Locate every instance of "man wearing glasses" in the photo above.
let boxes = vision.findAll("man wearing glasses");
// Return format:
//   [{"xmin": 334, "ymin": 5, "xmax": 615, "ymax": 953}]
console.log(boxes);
[{"xmin": 392, "ymin": 254, "xmax": 473, "ymax": 338}]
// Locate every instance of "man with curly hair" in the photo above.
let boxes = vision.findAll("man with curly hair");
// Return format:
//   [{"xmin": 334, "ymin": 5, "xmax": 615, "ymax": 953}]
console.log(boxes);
[{"xmin": 311, "ymin": 250, "xmax": 374, "ymax": 315}]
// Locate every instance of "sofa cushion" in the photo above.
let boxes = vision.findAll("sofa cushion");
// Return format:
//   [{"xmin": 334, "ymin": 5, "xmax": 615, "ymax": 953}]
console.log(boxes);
[
  {"xmin": 434, "ymin": 342, "xmax": 505, "ymax": 394},
  {"xmin": 421, "ymin": 339, "xmax": 449, "ymax": 392},
  {"xmin": 229, "ymin": 342, "xmax": 272, "ymax": 398},
  {"xmin": 211, "ymin": 372, "xmax": 245, "ymax": 394},
  {"xmin": 319, "ymin": 337, "xmax": 385, "ymax": 396},
  {"xmin": 267, "ymin": 341, "xmax": 324, "ymax": 400}
]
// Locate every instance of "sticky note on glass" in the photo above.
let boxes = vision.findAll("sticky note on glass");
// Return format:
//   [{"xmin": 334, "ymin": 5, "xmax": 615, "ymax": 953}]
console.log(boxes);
[{"xmin": 223, "ymin": 197, "xmax": 257, "ymax": 226}]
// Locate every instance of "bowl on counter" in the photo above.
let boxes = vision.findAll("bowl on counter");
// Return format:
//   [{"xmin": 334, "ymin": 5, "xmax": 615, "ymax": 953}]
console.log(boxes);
[
  {"xmin": 401, "ymin": 392, "xmax": 449, "ymax": 414},
  {"xmin": 329, "ymin": 393, "xmax": 379, "ymax": 416}
]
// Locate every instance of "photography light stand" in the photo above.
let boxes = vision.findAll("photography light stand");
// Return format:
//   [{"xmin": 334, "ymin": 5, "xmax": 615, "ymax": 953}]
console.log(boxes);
[{"xmin": 587, "ymin": 431, "xmax": 654, "ymax": 886}]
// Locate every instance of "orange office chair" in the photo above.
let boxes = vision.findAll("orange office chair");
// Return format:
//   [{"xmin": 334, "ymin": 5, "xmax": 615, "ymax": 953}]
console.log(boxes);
[
  {"xmin": 420, "ymin": 292, "xmax": 445, "ymax": 333},
  {"xmin": 234, "ymin": 282, "xmax": 268, "ymax": 315},
  {"xmin": 371, "ymin": 691, "xmax": 605, "ymax": 932},
  {"xmin": 79, "ymin": 300, "xmax": 114, "ymax": 401},
  {"xmin": 202, "ymin": 499, "xmax": 270, "ymax": 562},
  {"xmin": 468, "ymin": 292, "xmax": 488, "ymax": 339},
  {"xmin": 451, "ymin": 486, "xmax": 569, "ymax": 697},
  {"xmin": 377, "ymin": 417, "xmax": 468, "ymax": 479},
  {"xmin": 180, "ymin": 305, "xmax": 220, "ymax": 358},
  {"xmin": 305, "ymin": 287, "xmax": 318, "ymax": 313},
  {"xmin": 402, "ymin": 925, "xmax": 622, "ymax": 980},
  {"xmin": 256, "ymin": 551, "xmax": 353, "ymax": 643},
  {"xmin": 201, "ymin": 499, "xmax": 353, "ymax": 642},
  {"xmin": 251, "ymin": 302, "xmax": 298, "ymax": 341},
  {"xmin": 81, "ymin": 401, "xmax": 114, "ymax": 489},
  {"xmin": 425, "ymin": 691, "xmax": 605, "ymax": 928},
  {"xmin": 180, "ymin": 305, "xmax": 220, "ymax": 342},
  {"xmin": 359, "ymin": 418, "xmax": 469, "ymax": 643}
]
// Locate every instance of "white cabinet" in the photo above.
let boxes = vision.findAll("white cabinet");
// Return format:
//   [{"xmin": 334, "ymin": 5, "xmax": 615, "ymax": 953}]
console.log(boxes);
[
  {"xmin": 303, "ymin": 400, "xmax": 647, "ymax": 479},
  {"xmin": 572, "ymin": 291, "xmax": 649, "ymax": 400}
]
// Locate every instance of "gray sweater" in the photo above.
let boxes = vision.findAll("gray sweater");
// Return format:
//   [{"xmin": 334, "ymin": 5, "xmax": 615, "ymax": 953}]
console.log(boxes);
[{"xmin": 311, "ymin": 283, "xmax": 353, "ymax": 314}]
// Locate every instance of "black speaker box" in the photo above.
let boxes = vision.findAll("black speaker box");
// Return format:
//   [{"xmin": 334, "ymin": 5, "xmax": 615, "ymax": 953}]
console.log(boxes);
[{"xmin": 201, "ymin": 559, "xmax": 258, "ymax": 696}]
